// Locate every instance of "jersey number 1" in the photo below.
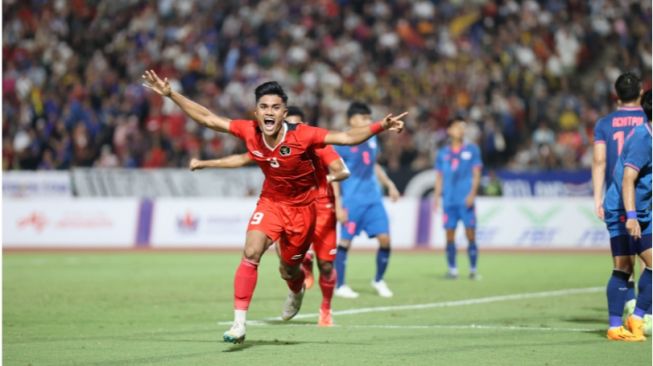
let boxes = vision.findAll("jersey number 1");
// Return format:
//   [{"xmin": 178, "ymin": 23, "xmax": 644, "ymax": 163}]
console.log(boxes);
[{"xmin": 613, "ymin": 131, "xmax": 624, "ymax": 155}]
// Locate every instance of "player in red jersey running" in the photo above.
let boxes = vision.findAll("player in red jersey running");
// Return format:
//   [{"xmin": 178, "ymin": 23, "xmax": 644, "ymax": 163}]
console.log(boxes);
[
  {"xmin": 189, "ymin": 106, "xmax": 350, "ymax": 327},
  {"xmin": 142, "ymin": 70, "xmax": 406, "ymax": 343}
]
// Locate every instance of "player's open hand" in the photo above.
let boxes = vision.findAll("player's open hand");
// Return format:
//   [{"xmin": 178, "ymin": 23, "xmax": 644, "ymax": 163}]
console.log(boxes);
[
  {"xmin": 388, "ymin": 184, "xmax": 400, "ymax": 202},
  {"xmin": 465, "ymin": 194, "xmax": 475, "ymax": 208},
  {"xmin": 142, "ymin": 70, "xmax": 172, "ymax": 97},
  {"xmin": 381, "ymin": 112, "xmax": 407, "ymax": 133},
  {"xmin": 189, "ymin": 158, "xmax": 203, "ymax": 171},
  {"xmin": 433, "ymin": 197, "xmax": 440, "ymax": 212},
  {"xmin": 626, "ymin": 218, "xmax": 641, "ymax": 240},
  {"xmin": 595, "ymin": 203, "xmax": 604, "ymax": 220}
]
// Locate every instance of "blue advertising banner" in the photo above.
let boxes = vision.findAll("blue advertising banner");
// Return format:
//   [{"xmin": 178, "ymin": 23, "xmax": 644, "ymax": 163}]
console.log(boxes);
[{"xmin": 496, "ymin": 170, "xmax": 592, "ymax": 197}]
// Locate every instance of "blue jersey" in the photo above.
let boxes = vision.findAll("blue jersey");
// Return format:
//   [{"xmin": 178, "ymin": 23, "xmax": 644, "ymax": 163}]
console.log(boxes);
[
  {"xmin": 435, "ymin": 143, "xmax": 482, "ymax": 206},
  {"xmin": 594, "ymin": 106, "xmax": 647, "ymax": 185},
  {"xmin": 604, "ymin": 123, "xmax": 652, "ymax": 222},
  {"xmin": 334, "ymin": 136, "xmax": 383, "ymax": 206}
]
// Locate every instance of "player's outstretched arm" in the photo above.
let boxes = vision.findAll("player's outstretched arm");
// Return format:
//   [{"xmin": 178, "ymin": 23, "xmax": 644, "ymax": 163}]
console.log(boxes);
[
  {"xmin": 591, "ymin": 143, "xmax": 607, "ymax": 219},
  {"xmin": 324, "ymin": 112, "xmax": 407, "ymax": 146},
  {"xmin": 327, "ymin": 159, "xmax": 350, "ymax": 183},
  {"xmin": 142, "ymin": 70, "xmax": 231, "ymax": 133},
  {"xmin": 622, "ymin": 166, "xmax": 641, "ymax": 239},
  {"xmin": 189, "ymin": 154, "xmax": 252, "ymax": 171},
  {"xmin": 374, "ymin": 163, "xmax": 400, "ymax": 201}
]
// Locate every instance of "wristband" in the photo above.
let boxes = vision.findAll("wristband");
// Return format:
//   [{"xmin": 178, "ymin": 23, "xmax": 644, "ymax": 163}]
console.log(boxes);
[
  {"xmin": 626, "ymin": 211, "xmax": 637, "ymax": 220},
  {"xmin": 369, "ymin": 121, "xmax": 384, "ymax": 134}
]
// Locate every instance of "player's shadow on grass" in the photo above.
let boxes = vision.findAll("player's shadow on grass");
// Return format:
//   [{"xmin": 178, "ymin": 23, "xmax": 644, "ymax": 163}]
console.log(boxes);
[
  {"xmin": 224, "ymin": 339, "xmax": 302, "ymax": 352},
  {"xmin": 224, "ymin": 338, "xmax": 370, "ymax": 353},
  {"xmin": 564, "ymin": 316, "xmax": 605, "ymax": 325},
  {"xmin": 262, "ymin": 319, "xmax": 316, "ymax": 326}
]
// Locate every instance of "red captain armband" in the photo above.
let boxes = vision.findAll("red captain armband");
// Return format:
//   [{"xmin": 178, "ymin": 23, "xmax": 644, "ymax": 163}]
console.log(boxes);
[{"xmin": 369, "ymin": 121, "xmax": 384, "ymax": 134}]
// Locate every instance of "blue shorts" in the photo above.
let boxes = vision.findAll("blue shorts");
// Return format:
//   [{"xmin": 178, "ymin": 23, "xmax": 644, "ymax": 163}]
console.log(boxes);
[
  {"xmin": 443, "ymin": 204, "xmax": 476, "ymax": 230},
  {"xmin": 638, "ymin": 234, "xmax": 652, "ymax": 253},
  {"xmin": 642, "ymin": 220, "xmax": 652, "ymax": 236},
  {"xmin": 610, "ymin": 235, "xmax": 637, "ymax": 256},
  {"xmin": 340, "ymin": 201, "xmax": 389, "ymax": 241},
  {"xmin": 611, "ymin": 234, "xmax": 653, "ymax": 256}
]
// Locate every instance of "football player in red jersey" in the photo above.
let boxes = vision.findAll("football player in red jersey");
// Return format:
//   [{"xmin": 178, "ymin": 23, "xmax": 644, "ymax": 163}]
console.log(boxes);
[
  {"xmin": 189, "ymin": 106, "xmax": 350, "ymax": 327},
  {"xmin": 142, "ymin": 70, "xmax": 406, "ymax": 343}
]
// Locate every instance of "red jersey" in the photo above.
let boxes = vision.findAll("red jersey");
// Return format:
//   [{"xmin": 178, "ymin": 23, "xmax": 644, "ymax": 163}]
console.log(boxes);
[
  {"xmin": 229, "ymin": 120, "xmax": 328, "ymax": 205},
  {"xmin": 312, "ymin": 145, "xmax": 342, "ymax": 202}
]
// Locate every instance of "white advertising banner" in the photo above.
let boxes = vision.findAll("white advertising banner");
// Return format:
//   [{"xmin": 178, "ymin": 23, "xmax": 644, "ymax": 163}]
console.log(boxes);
[
  {"xmin": 430, "ymin": 197, "xmax": 609, "ymax": 249},
  {"xmin": 150, "ymin": 198, "xmax": 419, "ymax": 249},
  {"xmin": 150, "ymin": 198, "xmax": 258, "ymax": 247},
  {"xmin": 3, "ymin": 171, "xmax": 72, "ymax": 198},
  {"xmin": 3, "ymin": 199, "xmax": 140, "ymax": 248}
]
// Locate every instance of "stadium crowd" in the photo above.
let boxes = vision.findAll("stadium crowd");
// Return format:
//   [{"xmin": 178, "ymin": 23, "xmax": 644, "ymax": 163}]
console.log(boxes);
[{"xmin": 3, "ymin": 0, "xmax": 651, "ymax": 173}]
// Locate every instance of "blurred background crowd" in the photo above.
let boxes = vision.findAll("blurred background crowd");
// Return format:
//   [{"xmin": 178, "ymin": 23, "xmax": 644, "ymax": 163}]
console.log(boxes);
[{"xmin": 3, "ymin": 0, "xmax": 651, "ymax": 175}]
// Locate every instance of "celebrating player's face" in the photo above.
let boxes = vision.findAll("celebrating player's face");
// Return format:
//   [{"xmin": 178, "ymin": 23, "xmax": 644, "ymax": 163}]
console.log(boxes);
[
  {"xmin": 349, "ymin": 114, "xmax": 372, "ymax": 128},
  {"xmin": 255, "ymin": 94, "xmax": 288, "ymax": 136},
  {"xmin": 448, "ymin": 121, "xmax": 466, "ymax": 140}
]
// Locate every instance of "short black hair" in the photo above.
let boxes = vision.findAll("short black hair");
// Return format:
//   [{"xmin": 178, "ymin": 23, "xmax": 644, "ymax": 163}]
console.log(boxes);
[
  {"xmin": 346, "ymin": 101, "xmax": 372, "ymax": 118},
  {"xmin": 615, "ymin": 72, "xmax": 641, "ymax": 103},
  {"xmin": 641, "ymin": 89, "xmax": 652, "ymax": 121},
  {"xmin": 447, "ymin": 116, "xmax": 466, "ymax": 128},
  {"xmin": 286, "ymin": 106, "xmax": 304, "ymax": 120},
  {"xmin": 254, "ymin": 81, "xmax": 288, "ymax": 103}
]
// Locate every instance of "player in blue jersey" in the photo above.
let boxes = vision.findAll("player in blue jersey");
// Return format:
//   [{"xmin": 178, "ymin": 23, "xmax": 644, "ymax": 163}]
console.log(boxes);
[
  {"xmin": 593, "ymin": 72, "xmax": 647, "ymax": 220},
  {"xmin": 592, "ymin": 73, "xmax": 647, "ymax": 340},
  {"xmin": 332, "ymin": 102, "xmax": 401, "ymax": 298},
  {"xmin": 622, "ymin": 90, "xmax": 653, "ymax": 338},
  {"xmin": 433, "ymin": 117, "xmax": 482, "ymax": 279},
  {"xmin": 602, "ymin": 89, "xmax": 652, "ymax": 341}
]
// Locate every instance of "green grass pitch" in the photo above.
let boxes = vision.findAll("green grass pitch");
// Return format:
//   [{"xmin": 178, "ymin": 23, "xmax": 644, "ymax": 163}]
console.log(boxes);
[{"xmin": 3, "ymin": 251, "xmax": 651, "ymax": 365}]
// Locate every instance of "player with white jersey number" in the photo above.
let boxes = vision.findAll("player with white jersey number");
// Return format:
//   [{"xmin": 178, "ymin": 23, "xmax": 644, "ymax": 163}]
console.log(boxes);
[{"xmin": 142, "ymin": 70, "xmax": 406, "ymax": 343}]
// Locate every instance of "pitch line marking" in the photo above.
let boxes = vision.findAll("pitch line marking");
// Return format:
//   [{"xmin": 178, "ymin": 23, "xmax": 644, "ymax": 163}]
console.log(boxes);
[{"xmin": 218, "ymin": 286, "xmax": 602, "ymax": 325}]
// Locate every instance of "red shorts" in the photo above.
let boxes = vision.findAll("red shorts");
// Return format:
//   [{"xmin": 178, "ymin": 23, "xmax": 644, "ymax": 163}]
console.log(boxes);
[
  {"xmin": 312, "ymin": 197, "xmax": 337, "ymax": 262},
  {"xmin": 247, "ymin": 197, "xmax": 316, "ymax": 265}
]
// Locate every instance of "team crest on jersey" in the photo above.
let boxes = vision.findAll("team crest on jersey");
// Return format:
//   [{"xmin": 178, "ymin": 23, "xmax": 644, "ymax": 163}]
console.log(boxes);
[
  {"xmin": 461, "ymin": 151, "xmax": 472, "ymax": 160},
  {"xmin": 279, "ymin": 145, "xmax": 291, "ymax": 156}
]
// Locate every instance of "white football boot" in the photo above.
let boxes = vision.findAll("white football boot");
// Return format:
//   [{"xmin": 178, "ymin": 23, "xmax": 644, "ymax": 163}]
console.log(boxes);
[
  {"xmin": 334, "ymin": 284, "xmax": 359, "ymax": 299},
  {"xmin": 281, "ymin": 285, "xmax": 306, "ymax": 321},
  {"xmin": 371, "ymin": 280, "xmax": 393, "ymax": 298}
]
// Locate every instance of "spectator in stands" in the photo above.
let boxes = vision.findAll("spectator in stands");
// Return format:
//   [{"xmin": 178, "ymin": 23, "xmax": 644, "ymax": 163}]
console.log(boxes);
[{"xmin": 2, "ymin": 0, "xmax": 651, "ymax": 175}]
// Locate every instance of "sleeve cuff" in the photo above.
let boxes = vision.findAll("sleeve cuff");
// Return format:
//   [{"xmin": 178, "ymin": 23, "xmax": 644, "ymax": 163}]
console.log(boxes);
[{"xmin": 624, "ymin": 163, "xmax": 641, "ymax": 172}]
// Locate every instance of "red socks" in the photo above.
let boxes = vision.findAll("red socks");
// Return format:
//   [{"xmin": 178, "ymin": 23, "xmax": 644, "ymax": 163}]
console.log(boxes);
[
  {"xmin": 234, "ymin": 258, "xmax": 259, "ymax": 310},
  {"xmin": 319, "ymin": 270, "xmax": 336, "ymax": 311}
]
